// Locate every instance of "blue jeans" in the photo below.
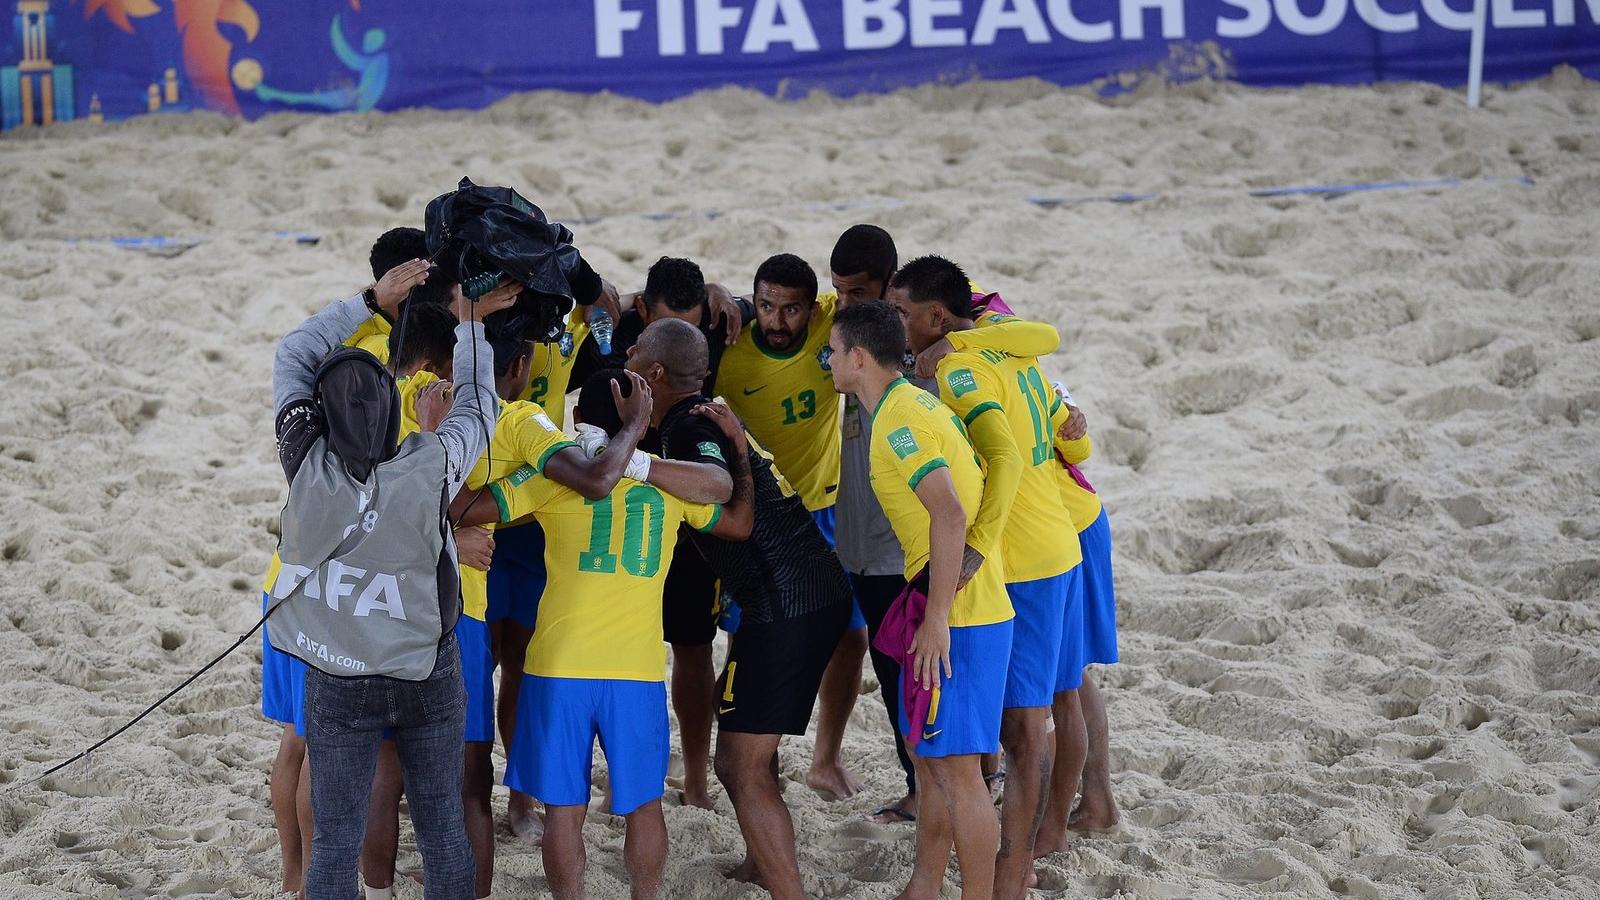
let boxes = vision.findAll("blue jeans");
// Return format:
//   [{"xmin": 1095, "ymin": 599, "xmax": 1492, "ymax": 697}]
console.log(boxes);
[{"xmin": 303, "ymin": 633, "xmax": 473, "ymax": 900}]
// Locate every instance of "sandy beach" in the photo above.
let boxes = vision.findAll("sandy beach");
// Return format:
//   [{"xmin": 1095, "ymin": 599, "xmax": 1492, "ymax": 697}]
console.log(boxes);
[{"xmin": 1, "ymin": 68, "xmax": 1598, "ymax": 898}]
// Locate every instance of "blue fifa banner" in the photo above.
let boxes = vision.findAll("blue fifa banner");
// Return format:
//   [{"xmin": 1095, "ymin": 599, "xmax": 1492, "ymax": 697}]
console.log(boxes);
[{"xmin": 2, "ymin": 1, "xmax": 1596, "ymax": 131}]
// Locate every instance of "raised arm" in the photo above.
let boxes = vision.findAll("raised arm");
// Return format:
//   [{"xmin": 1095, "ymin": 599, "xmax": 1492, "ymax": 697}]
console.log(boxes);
[
  {"xmin": 539, "ymin": 372, "xmax": 654, "ymax": 500},
  {"xmin": 690, "ymin": 402, "xmax": 754, "ymax": 540},
  {"xmin": 434, "ymin": 282, "xmax": 520, "ymax": 494},
  {"xmin": 916, "ymin": 313, "xmax": 1061, "ymax": 379}
]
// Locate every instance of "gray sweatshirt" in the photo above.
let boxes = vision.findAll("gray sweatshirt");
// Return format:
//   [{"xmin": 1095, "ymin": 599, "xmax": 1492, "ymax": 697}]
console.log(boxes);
[{"xmin": 271, "ymin": 294, "xmax": 496, "ymax": 495}]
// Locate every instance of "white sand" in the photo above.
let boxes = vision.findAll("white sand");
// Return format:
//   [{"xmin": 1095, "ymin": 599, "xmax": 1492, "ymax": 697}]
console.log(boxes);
[{"xmin": 2, "ymin": 69, "xmax": 1598, "ymax": 899}]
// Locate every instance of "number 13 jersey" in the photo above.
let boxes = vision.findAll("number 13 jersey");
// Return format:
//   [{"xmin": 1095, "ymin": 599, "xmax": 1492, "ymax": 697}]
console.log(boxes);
[{"xmin": 489, "ymin": 475, "xmax": 722, "ymax": 682}]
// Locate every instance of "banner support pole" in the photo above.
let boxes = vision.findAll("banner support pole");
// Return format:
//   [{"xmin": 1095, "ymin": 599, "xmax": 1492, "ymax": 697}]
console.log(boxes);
[{"xmin": 1467, "ymin": 0, "xmax": 1488, "ymax": 107}]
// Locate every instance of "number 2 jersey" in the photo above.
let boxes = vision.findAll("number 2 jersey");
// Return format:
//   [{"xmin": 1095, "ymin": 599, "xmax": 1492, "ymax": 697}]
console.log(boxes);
[{"xmin": 490, "ymin": 474, "xmax": 722, "ymax": 682}]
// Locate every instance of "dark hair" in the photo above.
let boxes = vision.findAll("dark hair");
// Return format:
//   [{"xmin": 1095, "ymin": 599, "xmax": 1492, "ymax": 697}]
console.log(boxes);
[
  {"xmin": 752, "ymin": 253, "xmax": 818, "ymax": 303},
  {"xmin": 832, "ymin": 301, "xmax": 906, "ymax": 369},
  {"xmin": 890, "ymin": 255, "xmax": 971, "ymax": 319},
  {"xmin": 577, "ymin": 368, "xmax": 632, "ymax": 437},
  {"xmin": 370, "ymin": 227, "xmax": 428, "ymax": 280},
  {"xmin": 830, "ymin": 224, "xmax": 897, "ymax": 285},
  {"xmin": 643, "ymin": 257, "xmax": 705, "ymax": 313},
  {"xmin": 489, "ymin": 330, "xmax": 533, "ymax": 377},
  {"xmin": 389, "ymin": 302, "xmax": 458, "ymax": 374}
]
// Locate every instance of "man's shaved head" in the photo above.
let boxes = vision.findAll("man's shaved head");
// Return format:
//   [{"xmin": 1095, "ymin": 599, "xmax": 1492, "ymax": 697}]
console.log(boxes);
[{"xmin": 631, "ymin": 318, "xmax": 709, "ymax": 391}]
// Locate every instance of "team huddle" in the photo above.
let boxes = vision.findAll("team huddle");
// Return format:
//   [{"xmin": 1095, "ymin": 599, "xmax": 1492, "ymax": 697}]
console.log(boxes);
[{"xmin": 261, "ymin": 220, "xmax": 1121, "ymax": 900}]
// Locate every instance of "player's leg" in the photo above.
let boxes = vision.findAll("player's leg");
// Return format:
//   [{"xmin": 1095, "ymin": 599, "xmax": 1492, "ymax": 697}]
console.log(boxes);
[
  {"xmin": 268, "ymin": 726, "xmax": 306, "ymax": 893},
  {"xmin": 716, "ymin": 732, "xmax": 803, "ymax": 899},
  {"xmin": 507, "ymin": 675, "xmax": 601, "ymax": 900},
  {"xmin": 807, "ymin": 621, "xmax": 867, "ymax": 799},
  {"xmin": 1036, "ymin": 565, "xmax": 1089, "ymax": 857},
  {"xmin": 1069, "ymin": 673, "xmax": 1119, "ymax": 830},
  {"xmin": 994, "ymin": 572, "xmax": 1066, "ymax": 894},
  {"xmin": 601, "ymin": 679, "xmax": 672, "ymax": 900},
  {"xmin": 1070, "ymin": 510, "xmax": 1120, "ymax": 831},
  {"xmin": 663, "ymin": 551, "xmax": 720, "ymax": 808},
  {"xmin": 854, "ymin": 573, "xmax": 918, "ymax": 822},
  {"xmin": 806, "ymin": 505, "xmax": 865, "ymax": 799},
  {"xmin": 928, "ymin": 753, "xmax": 999, "ymax": 900},
  {"xmin": 542, "ymin": 805, "xmax": 588, "ymax": 900},
  {"xmin": 487, "ymin": 522, "xmax": 547, "ymax": 844},
  {"xmin": 454, "ymin": 614, "xmax": 498, "ymax": 896}
]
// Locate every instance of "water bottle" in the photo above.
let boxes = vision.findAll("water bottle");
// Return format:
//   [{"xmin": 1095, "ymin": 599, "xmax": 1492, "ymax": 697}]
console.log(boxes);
[{"xmin": 590, "ymin": 308, "xmax": 614, "ymax": 356}]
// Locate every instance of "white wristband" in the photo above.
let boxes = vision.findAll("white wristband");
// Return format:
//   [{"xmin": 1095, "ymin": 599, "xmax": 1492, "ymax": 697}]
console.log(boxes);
[{"xmin": 625, "ymin": 449, "xmax": 652, "ymax": 483}]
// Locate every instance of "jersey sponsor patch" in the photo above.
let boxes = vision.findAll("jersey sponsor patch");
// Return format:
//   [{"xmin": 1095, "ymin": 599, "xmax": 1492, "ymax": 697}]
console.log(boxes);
[
  {"xmin": 534, "ymin": 413, "xmax": 559, "ymax": 433},
  {"xmin": 946, "ymin": 368, "xmax": 979, "ymax": 398},
  {"xmin": 697, "ymin": 441, "xmax": 726, "ymax": 463},
  {"xmin": 506, "ymin": 463, "xmax": 537, "ymax": 487},
  {"xmin": 887, "ymin": 426, "xmax": 919, "ymax": 460}
]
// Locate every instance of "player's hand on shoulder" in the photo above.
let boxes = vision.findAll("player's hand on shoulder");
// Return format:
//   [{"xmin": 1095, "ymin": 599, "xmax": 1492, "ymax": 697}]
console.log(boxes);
[
  {"xmin": 692, "ymin": 401, "xmax": 747, "ymax": 453},
  {"xmin": 416, "ymin": 380, "xmax": 453, "ymax": 432},
  {"xmin": 915, "ymin": 336, "xmax": 955, "ymax": 379},
  {"xmin": 705, "ymin": 283, "xmax": 743, "ymax": 346}
]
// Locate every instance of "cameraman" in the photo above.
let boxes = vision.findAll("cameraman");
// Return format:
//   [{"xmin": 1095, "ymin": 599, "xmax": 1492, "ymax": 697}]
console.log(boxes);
[{"xmin": 270, "ymin": 266, "xmax": 519, "ymax": 900}]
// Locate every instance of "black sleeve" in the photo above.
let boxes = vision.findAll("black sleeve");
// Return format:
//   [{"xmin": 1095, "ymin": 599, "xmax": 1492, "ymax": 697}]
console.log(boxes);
[
  {"xmin": 661, "ymin": 413, "xmax": 733, "ymax": 472},
  {"xmin": 275, "ymin": 399, "xmax": 324, "ymax": 483},
  {"xmin": 568, "ymin": 256, "xmax": 603, "ymax": 307}
]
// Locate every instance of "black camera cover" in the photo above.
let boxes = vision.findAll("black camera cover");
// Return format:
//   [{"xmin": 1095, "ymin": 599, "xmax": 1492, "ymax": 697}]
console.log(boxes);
[{"xmin": 424, "ymin": 177, "xmax": 584, "ymax": 343}]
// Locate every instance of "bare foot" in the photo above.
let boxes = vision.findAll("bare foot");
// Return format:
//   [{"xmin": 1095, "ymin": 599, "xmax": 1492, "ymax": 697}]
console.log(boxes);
[
  {"xmin": 1068, "ymin": 796, "xmax": 1120, "ymax": 832},
  {"xmin": 678, "ymin": 788, "xmax": 715, "ymax": 810},
  {"xmin": 866, "ymin": 793, "xmax": 918, "ymax": 825},
  {"xmin": 508, "ymin": 803, "xmax": 545, "ymax": 846},
  {"xmin": 806, "ymin": 762, "xmax": 864, "ymax": 800},
  {"xmin": 1033, "ymin": 823, "xmax": 1068, "ymax": 860},
  {"xmin": 725, "ymin": 856, "xmax": 762, "ymax": 885}
]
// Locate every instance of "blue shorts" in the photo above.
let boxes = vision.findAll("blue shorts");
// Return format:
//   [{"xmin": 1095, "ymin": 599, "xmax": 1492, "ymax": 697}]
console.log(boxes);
[
  {"xmin": 1052, "ymin": 566, "xmax": 1089, "ymax": 692},
  {"xmin": 899, "ymin": 619, "xmax": 1013, "ymax": 758},
  {"xmin": 486, "ymin": 522, "xmax": 546, "ymax": 629},
  {"xmin": 1003, "ymin": 572, "xmax": 1073, "ymax": 708},
  {"xmin": 457, "ymin": 616, "xmax": 496, "ymax": 743},
  {"xmin": 261, "ymin": 592, "xmax": 307, "ymax": 735},
  {"xmin": 504, "ymin": 675, "xmax": 669, "ymax": 816},
  {"xmin": 809, "ymin": 506, "xmax": 867, "ymax": 632},
  {"xmin": 1078, "ymin": 509, "xmax": 1119, "ymax": 666}
]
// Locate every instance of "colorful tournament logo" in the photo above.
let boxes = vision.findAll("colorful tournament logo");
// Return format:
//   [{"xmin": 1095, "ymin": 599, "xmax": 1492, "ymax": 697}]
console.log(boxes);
[{"xmin": 1, "ymin": 0, "xmax": 388, "ymax": 131}]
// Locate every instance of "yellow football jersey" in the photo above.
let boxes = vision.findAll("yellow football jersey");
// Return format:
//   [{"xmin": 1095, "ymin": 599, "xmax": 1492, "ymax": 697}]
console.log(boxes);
[
  {"xmin": 345, "ymin": 314, "xmax": 392, "ymax": 364},
  {"xmin": 1051, "ymin": 397, "xmax": 1103, "ymax": 532},
  {"xmin": 936, "ymin": 349, "xmax": 1082, "ymax": 582},
  {"xmin": 520, "ymin": 307, "xmax": 591, "ymax": 428},
  {"xmin": 396, "ymin": 372, "xmax": 576, "ymax": 619},
  {"xmin": 488, "ymin": 475, "xmax": 721, "ymax": 681},
  {"xmin": 714, "ymin": 293, "xmax": 840, "ymax": 512},
  {"xmin": 868, "ymin": 378, "xmax": 1012, "ymax": 628}
]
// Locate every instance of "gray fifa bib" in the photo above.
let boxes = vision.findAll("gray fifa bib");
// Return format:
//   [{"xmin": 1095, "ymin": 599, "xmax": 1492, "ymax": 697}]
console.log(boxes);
[{"xmin": 267, "ymin": 434, "xmax": 458, "ymax": 681}]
